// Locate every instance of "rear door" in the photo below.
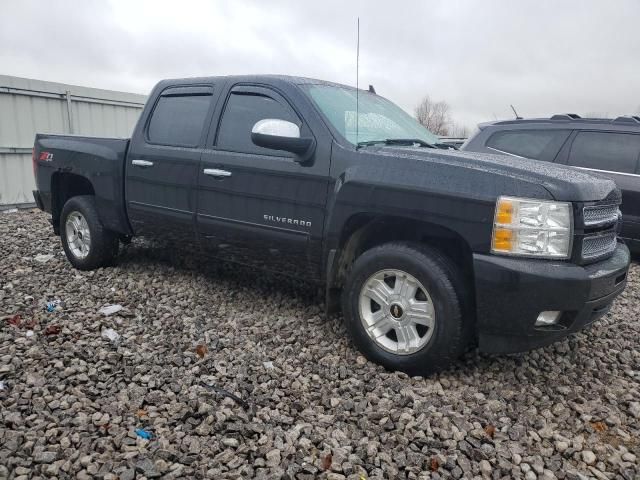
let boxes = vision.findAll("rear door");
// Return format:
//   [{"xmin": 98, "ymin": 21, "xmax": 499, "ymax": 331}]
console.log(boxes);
[
  {"xmin": 483, "ymin": 128, "xmax": 571, "ymax": 161},
  {"xmin": 196, "ymin": 84, "xmax": 330, "ymax": 279},
  {"xmin": 125, "ymin": 85, "xmax": 216, "ymax": 243},
  {"xmin": 562, "ymin": 130, "xmax": 640, "ymax": 241}
]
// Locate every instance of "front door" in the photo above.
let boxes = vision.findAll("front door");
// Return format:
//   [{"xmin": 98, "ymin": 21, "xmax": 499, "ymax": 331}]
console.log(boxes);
[
  {"xmin": 196, "ymin": 84, "xmax": 330, "ymax": 279},
  {"xmin": 126, "ymin": 85, "xmax": 215, "ymax": 244}
]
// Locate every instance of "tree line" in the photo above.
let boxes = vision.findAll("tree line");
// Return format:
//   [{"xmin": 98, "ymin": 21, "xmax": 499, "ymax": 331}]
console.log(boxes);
[{"xmin": 414, "ymin": 95, "xmax": 469, "ymax": 137}]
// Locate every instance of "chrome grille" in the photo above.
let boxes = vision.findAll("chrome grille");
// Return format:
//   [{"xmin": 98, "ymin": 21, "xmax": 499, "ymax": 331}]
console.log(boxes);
[
  {"xmin": 583, "ymin": 204, "xmax": 620, "ymax": 227},
  {"xmin": 582, "ymin": 231, "xmax": 617, "ymax": 260}
]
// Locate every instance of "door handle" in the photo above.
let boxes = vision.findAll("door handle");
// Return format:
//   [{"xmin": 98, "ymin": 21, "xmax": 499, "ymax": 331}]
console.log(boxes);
[
  {"xmin": 203, "ymin": 168, "xmax": 232, "ymax": 178},
  {"xmin": 132, "ymin": 159, "xmax": 154, "ymax": 168}
]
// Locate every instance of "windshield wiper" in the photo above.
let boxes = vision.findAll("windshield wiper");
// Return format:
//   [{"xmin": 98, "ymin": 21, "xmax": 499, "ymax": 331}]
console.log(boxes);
[
  {"xmin": 433, "ymin": 142, "xmax": 459, "ymax": 150},
  {"xmin": 357, "ymin": 138, "xmax": 435, "ymax": 149}
]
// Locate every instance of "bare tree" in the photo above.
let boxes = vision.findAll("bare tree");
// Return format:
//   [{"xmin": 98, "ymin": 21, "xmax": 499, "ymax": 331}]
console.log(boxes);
[
  {"xmin": 415, "ymin": 95, "xmax": 451, "ymax": 136},
  {"xmin": 448, "ymin": 123, "xmax": 470, "ymax": 138}
]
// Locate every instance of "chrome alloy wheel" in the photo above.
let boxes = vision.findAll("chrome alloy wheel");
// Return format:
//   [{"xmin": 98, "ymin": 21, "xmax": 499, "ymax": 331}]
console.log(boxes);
[
  {"xmin": 358, "ymin": 269, "xmax": 436, "ymax": 355},
  {"xmin": 65, "ymin": 211, "xmax": 91, "ymax": 259}
]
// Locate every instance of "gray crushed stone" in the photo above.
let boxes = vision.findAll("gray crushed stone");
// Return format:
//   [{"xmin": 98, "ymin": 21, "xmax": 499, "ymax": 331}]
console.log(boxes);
[{"xmin": 1, "ymin": 209, "xmax": 639, "ymax": 479}]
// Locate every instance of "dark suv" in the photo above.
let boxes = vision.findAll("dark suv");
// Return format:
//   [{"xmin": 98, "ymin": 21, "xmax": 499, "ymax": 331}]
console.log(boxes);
[{"xmin": 462, "ymin": 114, "xmax": 640, "ymax": 250}]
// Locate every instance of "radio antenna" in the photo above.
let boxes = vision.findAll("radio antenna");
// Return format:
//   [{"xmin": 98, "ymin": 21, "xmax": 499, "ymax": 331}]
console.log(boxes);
[
  {"xmin": 356, "ymin": 17, "xmax": 360, "ymax": 148},
  {"xmin": 510, "ymin": 104, "xmax": 522, "ymax": 120}
]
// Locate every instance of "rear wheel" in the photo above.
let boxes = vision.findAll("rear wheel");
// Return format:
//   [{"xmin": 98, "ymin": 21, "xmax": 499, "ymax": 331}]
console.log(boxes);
[
  {"xmin": 342, "ymin": 242, "xmax": 467, "ymax": 375},
  {"xmin": 60, "ymin": 196, "xmax": 119, "ymax": 270}
]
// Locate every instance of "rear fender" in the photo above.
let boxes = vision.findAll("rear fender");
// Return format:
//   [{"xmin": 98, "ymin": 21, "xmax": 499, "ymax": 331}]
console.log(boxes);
[{"xmin": 35, "ymin": 134, "xmax": 132, "ymax": 235}]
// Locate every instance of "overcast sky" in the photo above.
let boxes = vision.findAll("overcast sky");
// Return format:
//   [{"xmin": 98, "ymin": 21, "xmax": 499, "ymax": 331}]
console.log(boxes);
[{"xmin": 2, "ymin": 0, "xmax": 640, "ymax": 131}]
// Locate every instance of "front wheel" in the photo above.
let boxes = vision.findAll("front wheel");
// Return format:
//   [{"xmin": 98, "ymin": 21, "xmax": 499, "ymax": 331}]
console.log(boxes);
[
  {"xmin": 60, "ymin": 196, "xmax": 119, "ymax": 270},
  {"xmin": 342, "ymin": 242, "xmax": 467, "ymax": 375}
]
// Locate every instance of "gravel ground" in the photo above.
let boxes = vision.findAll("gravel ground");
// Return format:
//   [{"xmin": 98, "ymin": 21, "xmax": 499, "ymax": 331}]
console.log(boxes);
[{"xmin": 1, "ymin": 209, "xmax": 639, "ymax": 480}]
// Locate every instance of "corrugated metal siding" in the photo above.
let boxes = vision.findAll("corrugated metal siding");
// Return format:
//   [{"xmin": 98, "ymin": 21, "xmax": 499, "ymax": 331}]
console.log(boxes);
[
  {"xmin": 0, "ymin": 75, "xmax": 147, "ymax": 206},
  {"xmin": 0, "ymin": 153, "xmax": 32, "ymax": 204}
]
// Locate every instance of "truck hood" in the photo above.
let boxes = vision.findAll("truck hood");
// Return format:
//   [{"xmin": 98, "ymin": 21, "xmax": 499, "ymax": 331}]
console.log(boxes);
[{"xmin": 371, "ymin": 146, "xmax": 618, "ymax": 203}]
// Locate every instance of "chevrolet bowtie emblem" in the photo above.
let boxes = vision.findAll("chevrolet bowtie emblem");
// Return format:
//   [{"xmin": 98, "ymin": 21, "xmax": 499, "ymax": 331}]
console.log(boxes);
[{"xmin": 391, "ymin": 304, "xmax": 404, "ymax": 318}]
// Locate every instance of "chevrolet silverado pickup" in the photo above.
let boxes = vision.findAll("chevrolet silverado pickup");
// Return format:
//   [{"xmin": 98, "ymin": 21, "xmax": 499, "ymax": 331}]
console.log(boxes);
[{"xmin": 32, "ymin": 75, "xmax": 631, "ymax": 374}]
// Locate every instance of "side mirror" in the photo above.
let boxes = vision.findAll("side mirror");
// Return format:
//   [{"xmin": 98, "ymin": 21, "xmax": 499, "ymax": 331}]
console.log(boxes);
[{"xmin": 251, "ymin": 119, "xmax": 315, "ymax": 161}]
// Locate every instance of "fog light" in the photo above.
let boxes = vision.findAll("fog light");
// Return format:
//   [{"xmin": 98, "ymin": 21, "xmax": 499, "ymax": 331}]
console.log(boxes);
[{"xmin": 535, "ymin": 311, "xmax": 562, "ymax": 326}]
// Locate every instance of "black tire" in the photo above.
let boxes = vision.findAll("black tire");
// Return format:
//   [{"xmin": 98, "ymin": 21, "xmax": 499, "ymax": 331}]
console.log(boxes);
[
  {"xmin": 60, "ymin": 196, "xmax": 119, "ymax": 271},
  {"xmin": 341, "ymin": 242, "xmax": 467, "ymax": 375}
]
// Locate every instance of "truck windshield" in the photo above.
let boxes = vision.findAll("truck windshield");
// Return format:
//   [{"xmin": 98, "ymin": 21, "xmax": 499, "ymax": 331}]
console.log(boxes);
[{"xmin": 304, "ymin": 84, "xmax": 440, "ymax": 147}]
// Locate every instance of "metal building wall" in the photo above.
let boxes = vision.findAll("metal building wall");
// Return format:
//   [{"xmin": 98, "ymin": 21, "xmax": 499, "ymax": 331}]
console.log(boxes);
[{"xmin": 0, "ymin": 75, "xmax": 147, "ymax": 206}]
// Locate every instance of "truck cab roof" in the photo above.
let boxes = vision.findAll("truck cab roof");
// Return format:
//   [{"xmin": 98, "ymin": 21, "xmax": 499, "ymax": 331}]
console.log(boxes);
[{"xmin": 154, "ymin": 74, "xmax": 360, "ymax": 91}]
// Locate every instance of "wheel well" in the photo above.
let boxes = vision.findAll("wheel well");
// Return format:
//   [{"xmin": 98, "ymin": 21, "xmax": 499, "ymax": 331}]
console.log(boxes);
[
  {"xmin": 51, "ymin": 173, "xmax": 95, "ymax": 234},
  {"xmin": 334, "ymin": 215, "xmax": 474, "ymax": 283},
  {"xmin": 329, "ymin": 215, "xmax": 476, "ymax": 324}
]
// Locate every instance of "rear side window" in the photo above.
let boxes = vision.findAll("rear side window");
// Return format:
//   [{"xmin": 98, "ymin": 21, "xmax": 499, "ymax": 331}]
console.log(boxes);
[
  {"xmin": 486, "ymin": 129, "xmax": 570, "ymax": 159},
  {"xmin": 568, "ymin": 131, "xmax": 640, "ymax": 174},
  {"xmin": 217, "ymin": 91, "xmax": 300, "ymax": 156},
  {"xmin": 147, "ymin": 93, "xmax": 212, "ymax": 146}
]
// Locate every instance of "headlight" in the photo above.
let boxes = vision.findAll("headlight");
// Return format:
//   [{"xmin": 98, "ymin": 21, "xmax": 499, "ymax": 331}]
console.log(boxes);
[{"xmin": 491, "ymin": 196, "xmax": 573, "ymax": 259}]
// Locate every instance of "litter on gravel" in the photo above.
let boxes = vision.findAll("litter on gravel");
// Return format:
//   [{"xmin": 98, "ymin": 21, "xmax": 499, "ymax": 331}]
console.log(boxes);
[
  {"xmin": 44, "ymin": 324, "xmax": 61, "ymax": 336},
  {"xmin": 101, "ymin": 328, "xmax": 120, "ymax": 344},
  {"xmin": 134, "ymin": 428, "xmax": 154, "ymax": 440},
  {"xmin": 199, "ymin": 382, "xmax": 250, "ymax": 409},
  {"xmin": 45, "ymin": 299, "xmax": 61, "ymax": 312},
  {"xmin": 33, "ymin": 253, "xmax": 54, "ymax": 263},
  {"xmin": 99, "ymin": 304, "xmax": 123, "ymax": 316},
  {"xmin": 5, "ymin": 314, "xmax": 21, "ymax": 327}
]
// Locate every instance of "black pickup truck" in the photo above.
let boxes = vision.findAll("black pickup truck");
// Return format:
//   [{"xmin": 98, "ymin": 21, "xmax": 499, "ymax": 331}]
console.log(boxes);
[{"xmin": 32, "ymin": 75, "xmax": 630, "ymax": 374}]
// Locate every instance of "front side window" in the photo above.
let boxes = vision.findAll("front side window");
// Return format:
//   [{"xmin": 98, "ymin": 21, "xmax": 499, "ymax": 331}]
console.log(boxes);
[
  {"xmin": 486, "ymin": 129, "xmax": 570, "ymax": 159},
  {"xmin": 217, "ymin": 91, "xmax": 300, "ymax": 155},
  {"xmin": 147, "ymin": 93, "xmax": 212, "ymax": 146},
  {"xmin": 568, "ymin": 131, "xmax": 640, "ymax": 174},
  {"xmin": 304, "ymin": 84, "xmax": 440, "ymax": 146}
]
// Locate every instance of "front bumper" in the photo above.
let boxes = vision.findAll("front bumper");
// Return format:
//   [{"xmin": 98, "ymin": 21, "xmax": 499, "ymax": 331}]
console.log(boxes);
[{"xmin": 474, "ymin": 242, "xmax": 630, "ymax": 354}]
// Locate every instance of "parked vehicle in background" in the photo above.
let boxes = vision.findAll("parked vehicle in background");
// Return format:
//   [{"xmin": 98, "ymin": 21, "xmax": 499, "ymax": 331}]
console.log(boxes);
[
  {"xmin": 438, "ymin": 136, "xmax": 467, "ymax": 149},
  {"xmin": 462, "ymin": 114, "xmax": 640, "ymax": 251},
  {"xmin": 32, "ymin": 77, "xmax": 630, "ymax": 374}
]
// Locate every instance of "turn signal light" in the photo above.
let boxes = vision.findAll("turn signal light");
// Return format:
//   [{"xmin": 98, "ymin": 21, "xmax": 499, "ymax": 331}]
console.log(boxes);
[
  {"xmin": 495, "ymin": 198, "xmax": 513, "ymax": 225},
  {"xmin": 492, "ymin": 228, "xmax": 513, "ymax": 251}
]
